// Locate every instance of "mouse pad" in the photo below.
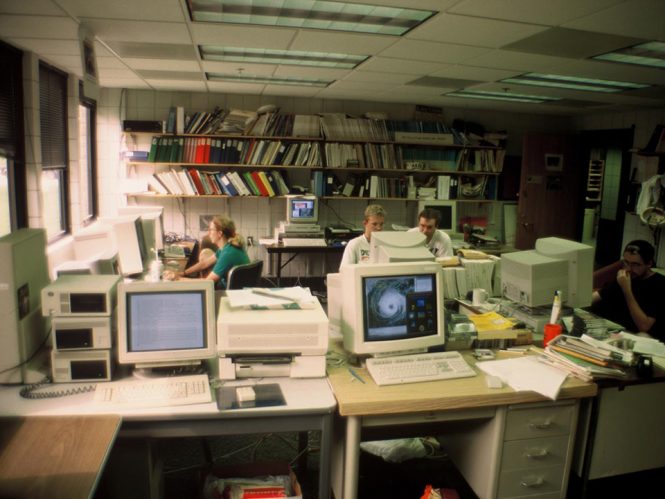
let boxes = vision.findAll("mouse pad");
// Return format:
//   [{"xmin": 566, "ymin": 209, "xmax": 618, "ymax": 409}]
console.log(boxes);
[{"xmin": 216, "ymin": 383, "xmax": 286, "ymax": 410}]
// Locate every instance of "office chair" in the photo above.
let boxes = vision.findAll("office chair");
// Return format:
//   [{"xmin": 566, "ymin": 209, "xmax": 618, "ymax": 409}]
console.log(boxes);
[{"xmin": 226, "ymin": 260, "xmax": 264, "ymax": 290}]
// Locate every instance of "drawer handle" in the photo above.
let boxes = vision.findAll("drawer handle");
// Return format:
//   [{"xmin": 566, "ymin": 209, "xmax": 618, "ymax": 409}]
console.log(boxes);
[
  {"xmin": 524, "ymin": 448, "xmax": 549, "ymax": 459},
  {"xmin": 520, "ymin": 476, "xmax": 545, "ymax": 488},
  {"xmin": 528, "ymin": 419, "xmax": 552, "ymax": 430}
]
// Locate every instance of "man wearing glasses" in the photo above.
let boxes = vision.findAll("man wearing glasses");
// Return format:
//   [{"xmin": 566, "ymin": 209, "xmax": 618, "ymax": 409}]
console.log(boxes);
[{"xmin": 591, "ymin": 239, "xmax": 665, "ymax": 340}]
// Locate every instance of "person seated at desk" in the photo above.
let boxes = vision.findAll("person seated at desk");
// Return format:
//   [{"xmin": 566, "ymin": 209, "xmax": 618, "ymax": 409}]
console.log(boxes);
[
  {"xmin": 166, "ymin": 215, "xmax": 249, "ymax": 289},
  {"xmin": 339, "ymin": 204, "xmax": 386, "ymax": 267},
  {"xmin": 407, "ymin": 208, "xmax": 454, "ymax": 258},
  {"xmin": 591, "ymin": 239, "xmax": 665, "ymax": 340}
]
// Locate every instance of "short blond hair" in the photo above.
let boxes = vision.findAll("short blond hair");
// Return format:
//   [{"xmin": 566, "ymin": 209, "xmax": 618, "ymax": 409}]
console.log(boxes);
[{"xmin": 364, "ymin": 204, "xmax": 386, "ymax": 220}]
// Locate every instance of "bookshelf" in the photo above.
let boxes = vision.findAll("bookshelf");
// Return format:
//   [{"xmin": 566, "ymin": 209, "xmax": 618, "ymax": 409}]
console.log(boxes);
[{"xmin": 122, "ymin": 112, "xmax": 507, "ymax": 203}]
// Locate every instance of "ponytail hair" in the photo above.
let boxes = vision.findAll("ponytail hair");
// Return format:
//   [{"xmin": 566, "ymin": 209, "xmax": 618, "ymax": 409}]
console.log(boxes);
[{"xmin": 211, "ymin": 215, "xmax": 245, "ymax": 249}]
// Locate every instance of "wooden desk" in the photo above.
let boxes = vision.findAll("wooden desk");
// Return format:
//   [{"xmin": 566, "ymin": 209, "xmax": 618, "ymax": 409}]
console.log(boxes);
[
  {"xmin": 327, "ymin": 351, "xmax": 597, "ymax": 499},
  {"xmin": 0, "ymin": 415, "xmax": 120, "ymax": 499},
  {"xmin": 263, "ymin": 243, "xmax": 344, "ymax": 285}
]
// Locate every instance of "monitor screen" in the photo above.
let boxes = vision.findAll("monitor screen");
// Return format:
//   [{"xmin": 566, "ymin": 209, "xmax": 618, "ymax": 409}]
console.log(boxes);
[
  {"xmin": 117, "ymin": 280, "xmax": 216, "ymax": 373},
  {"xmin": 363, "ymin": 274, "xmax": 438, "ymax": 342},
  {"xmin": 417, "ymin": 200, "xmax": 457, "ymax": 232},
  {"xmin": 286, "ymin": 195, "xmax": 318, "ymax": 224},
  {"xmin": 338, "ymin": 262, "xmax": 445, "ymax": 357}
]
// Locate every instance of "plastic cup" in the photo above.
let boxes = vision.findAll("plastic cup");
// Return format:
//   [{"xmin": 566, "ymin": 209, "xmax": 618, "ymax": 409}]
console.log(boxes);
[{"xmin": 543, "ymin": 323, "xmax": 562, "ymax": 347}]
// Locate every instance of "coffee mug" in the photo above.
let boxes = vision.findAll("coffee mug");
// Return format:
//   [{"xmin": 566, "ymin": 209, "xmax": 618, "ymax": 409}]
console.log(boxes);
[{"xmin": 472, "ymin": 288, "xmax": 489, "ymax": 306}]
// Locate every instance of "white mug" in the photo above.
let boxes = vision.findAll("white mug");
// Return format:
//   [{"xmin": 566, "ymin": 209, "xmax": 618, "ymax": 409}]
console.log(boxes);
[{"xmin": 472, "ymin": 288, "xmax": 489, "ymax": 306}]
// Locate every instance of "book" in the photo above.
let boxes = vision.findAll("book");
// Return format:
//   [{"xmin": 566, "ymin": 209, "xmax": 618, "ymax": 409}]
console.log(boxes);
[
  {"xmin": 217, "ymin": 173, "xmax": 238, "ymax": 196},
  {"xmin": 258, "ymin": 171, "xmax": 275, "ymax": 196}
]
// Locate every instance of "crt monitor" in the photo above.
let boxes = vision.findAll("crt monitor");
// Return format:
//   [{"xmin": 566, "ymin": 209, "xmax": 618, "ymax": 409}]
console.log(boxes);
[
  {"xmin": 100, "ymin": 215, "xmax": 151, "ymax": 277},
  {"xmin": 369, "ymin": 231, "xmax": 434, "ymax": 263},
  {"xmin": 117, "ymin": 280, "xmax": 217, "ymax": 375},
  {"xmin": 286, "ymin": 195, "xmax": 318, "ymax": 224},
  {"xmin": 338, "ymin": 261, "xmax": 446, "ymax": 357},
  {"xmin": 501, "ymin": 237, "xmax": 593, "ymax": 308},
  {"xmin": 417, "ymin": 200, "xmax": 457, "ymax": 232},
  {"xmin": 117, "ymin": 205, "xmax": 164, "ymax": 251}
]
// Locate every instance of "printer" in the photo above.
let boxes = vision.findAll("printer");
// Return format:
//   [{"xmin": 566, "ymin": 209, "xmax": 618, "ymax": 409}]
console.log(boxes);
[{"xmin": 216, "ymin": 296, "xmax": 329, "ymax": 379}]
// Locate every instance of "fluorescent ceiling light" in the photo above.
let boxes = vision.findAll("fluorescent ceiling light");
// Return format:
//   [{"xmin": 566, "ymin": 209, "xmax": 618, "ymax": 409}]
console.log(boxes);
[
  {"xmin": 188, "ymin": 0, "xmax": 435, "ymax": 35},
  {"xmin": 501, "ymin": 72, "xmax": 649, "ymax": 93},
  {"xmin": 445, "ymin": 89, "xmax": 560, "ymax": 104},
  {"xmin": 207, "ymin": 72, "xmax": 332, "ymax": 87},
  {"xmin": 593, "ymin": 41, "xmax": 665, "ymax": 69},
  {"xmin": 200, "ymin": 46, "xmax": 367, "ymax": 68}
]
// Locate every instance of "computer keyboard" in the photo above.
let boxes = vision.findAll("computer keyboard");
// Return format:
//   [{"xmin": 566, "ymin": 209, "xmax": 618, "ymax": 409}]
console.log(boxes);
[
  {"xmin": 365, "ymin": 351, "xmax": 477, "ymax": 386},
  {"xmin": 281, "ymin": 238, "xmax": 327, "ymax": 247},
  {"xmin": 93, "ymin": 374, "xmax": 212, "ymax": 408}
]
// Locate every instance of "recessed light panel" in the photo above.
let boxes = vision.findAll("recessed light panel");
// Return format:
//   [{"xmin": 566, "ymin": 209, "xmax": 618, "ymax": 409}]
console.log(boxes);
[
  {"xmin": 200, "ymin": 46, "xmax": 367, "ymax": 68},
  {"xmin": 445, "ymin": 89, "xmax": 560, "ymax": 104},
  {"xmin": 501, "ymin": 73, "xmax": 650, "ymax": 93},
  {"xmin": 188, "ymin": 0, "xmax": 436, "ymax": 35},
  {"xmin": 593, "ymin": 41, "xmax": 665, "ymax": 69},
  {"xmin": 206, "ymin": 72, "xmax": 332, "ymax": 87}
]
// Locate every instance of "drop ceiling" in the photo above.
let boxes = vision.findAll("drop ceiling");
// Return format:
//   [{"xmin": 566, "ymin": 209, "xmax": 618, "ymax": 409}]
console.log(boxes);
[{"xmin": 1, "ymin": 0, "xmax": 665, "ymax": 115}]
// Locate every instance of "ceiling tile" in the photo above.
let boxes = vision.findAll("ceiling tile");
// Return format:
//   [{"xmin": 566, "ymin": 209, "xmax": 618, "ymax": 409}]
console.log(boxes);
[
  {"xmin": 138, "ymin": 70, "xmax": 203, "ymax": 81},
  {"xmin": 564, "ymin": 0, "xmax": 665, "ymax": 40},
  {"xmin": 0, "ymin": 15, "xmax": 79, "ymax": 39},
  {"xmin": 408, "ymin": 12, "xmax": 547, "ymax": 48},
  {"xmin": 57, "ymin": 0, "xmax": 184, "ymax": 22},
  {"xmin": 201, "ymin": 61, "xmax": 277, "ymax": 76},
  {"xmin": 465, "ymin": 50, "xmax": 581, "ymax": 73},
  {"xmin": 6, "ymin": 38, "xmax": 80, "ymax": 55},
  {"xmin": 146, "ymin": 80, "xmax": 207, "ymax": 91},
  {"xmin": 448, "ymin": 0, "xmax": 624, "ymax": 25},
  {"xmin": 289, "ymin": 31, "xmax": 396, "ymax": 56},
  {"xmin": 98, "ymin": 68, "xmax": 142, "ymax": 79},
  {"xmin": 123, "ymin": 58, "xmax": 200, "ymax": 72},
  {"xmin": 430, "ymin": 65, "xmax": 520, "ymax": 82},
  {"xmin": 343, "ymin": 71, "xmax": 414, "ymax": 85},
  {"xmin": 79, "ymin": 19, "xmax": 191, "ymax": 43},
  {"xmin": 0, "ymin": 0, "xmax": 67, "ymax": 16},
  {"xmin": 272, "ymin": 66, "xmax": 350, "ymax": 80},
  {"xmin": 378, "ymin": 39, "xmax": 490, "ymax": 64},
  {"xmin": 359, "ymin": 57, "xmax": 446, "ymax": 75},
  {"xmin": 190, "ymin": 24, "xmax": 296, "ymax": 50},
  {"xmin": 503, "ymin": 27, "xmax": 644, "ymax": 58},
  {"xmin": 206, "ymin": 81, "xmax": 267, "ymax": 94},
  {"xmin": 106, "ymin": 42, "xmax": 197, "ymax": 60}
]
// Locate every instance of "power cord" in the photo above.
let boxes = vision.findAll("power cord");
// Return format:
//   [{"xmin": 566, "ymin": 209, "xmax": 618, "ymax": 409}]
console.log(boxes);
[{"xmin": 19, "ymin": 377, "xmax": 97, "ymax": 399}]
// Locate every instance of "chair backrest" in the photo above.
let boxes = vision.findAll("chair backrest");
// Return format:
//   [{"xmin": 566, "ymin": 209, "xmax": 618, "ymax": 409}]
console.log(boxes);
[{"xmin": 226, "ymin": 260, "xmax": 264, "ymax": 290}]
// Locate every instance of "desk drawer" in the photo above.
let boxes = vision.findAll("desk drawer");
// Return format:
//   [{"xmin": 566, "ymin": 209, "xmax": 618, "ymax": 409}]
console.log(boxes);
[
  {"xmin": 498, "ymin": 464, "xmax": 564, "ymax": 498},
  {"xmin": 501, "ymin": 435, "xmax": 568, "ymax": 471},
  {"xmin": 504, "ymin": 404, "xmax": 574, "ymax": 441}
]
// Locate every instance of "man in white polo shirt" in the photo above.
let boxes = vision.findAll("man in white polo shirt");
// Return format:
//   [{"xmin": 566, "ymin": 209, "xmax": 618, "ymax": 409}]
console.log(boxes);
[{"xmin": 408, "ymin": 208, "xmax": 453, "ymax": 258}]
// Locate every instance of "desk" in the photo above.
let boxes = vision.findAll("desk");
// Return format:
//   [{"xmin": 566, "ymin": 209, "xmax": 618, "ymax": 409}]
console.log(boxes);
[
  {"xmin": 0, "ymin": 415, "xmax": 120, "ymax": 499},
  {"xmin": 327, "ymin": 351, "xmax": 596, "ymax": 499},
  {"xmin": 263, "ymin": 244, "xmax": 344, "ymax": 286},
  {"xmin": 573, "ymin": 372, "xmax": 665, "ymax": 496},
  {"xmin": 0, "ymin": 377, "xmax": 336, "ymax": 499}
]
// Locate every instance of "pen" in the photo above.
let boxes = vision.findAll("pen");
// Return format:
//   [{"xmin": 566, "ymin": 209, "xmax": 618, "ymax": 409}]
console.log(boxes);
[
  {"xmin": 347, "ymin": 366, "xmax": 366, "ymax": 384},
  {"xmin": 251, "ymin": 288, "xmax": 297, "ymax": 302}
]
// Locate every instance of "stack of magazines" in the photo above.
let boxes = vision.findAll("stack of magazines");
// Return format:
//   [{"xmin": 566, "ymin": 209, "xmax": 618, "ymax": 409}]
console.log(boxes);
[{"xmin": 541, "ymin": 334, "xmax": 634, "ymax": 381}]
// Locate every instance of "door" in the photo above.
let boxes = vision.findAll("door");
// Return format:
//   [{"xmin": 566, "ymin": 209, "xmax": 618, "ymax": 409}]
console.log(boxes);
[{"xmin": 515, "ymin": 134, "xmax": 585, "ymax": 249}]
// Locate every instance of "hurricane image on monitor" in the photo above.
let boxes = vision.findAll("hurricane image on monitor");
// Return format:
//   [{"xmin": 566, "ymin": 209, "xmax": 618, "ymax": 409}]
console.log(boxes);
[{"xmin": 363, "ymin": 275, "xmax": 437, "ymax": 341}]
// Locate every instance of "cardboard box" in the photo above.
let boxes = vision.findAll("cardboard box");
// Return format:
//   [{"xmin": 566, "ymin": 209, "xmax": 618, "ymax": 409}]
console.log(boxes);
[{"xmin": 202, "ymin": 461, "xmax": 302, "ymax": 499}]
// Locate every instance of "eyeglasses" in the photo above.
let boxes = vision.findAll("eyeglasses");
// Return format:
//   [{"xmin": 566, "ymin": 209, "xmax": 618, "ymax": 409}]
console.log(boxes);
[{"xmin": 622, "ymin": 259, "xmax": 645, "ymax": 269}]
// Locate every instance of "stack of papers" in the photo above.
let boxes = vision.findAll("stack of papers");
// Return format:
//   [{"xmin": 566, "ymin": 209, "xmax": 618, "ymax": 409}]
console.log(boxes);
[
  {"xmin": 542, "ymin": 334, "xmax": 630, "ymax": 381},
  {"xmin": 477, "ymin": 356, "xmax": 568, "ymax": 400},
  {"xmin": 225, "ymin": 287, "xmax": 318, "ymax": 310}
]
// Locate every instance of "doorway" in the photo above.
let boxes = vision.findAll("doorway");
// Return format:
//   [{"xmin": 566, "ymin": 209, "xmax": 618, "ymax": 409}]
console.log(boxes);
[{"xmin": 579, "ymin": 128, "xmax": 634, "ymax": 267}]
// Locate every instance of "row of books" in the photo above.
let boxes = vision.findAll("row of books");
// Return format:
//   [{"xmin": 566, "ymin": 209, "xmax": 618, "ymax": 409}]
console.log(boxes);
[
  {"xmin": 146, "ymin": 136, "xmax": 322, "ymax": 167},
  {"xmin": 147, "ymin": 168, "xmax": 291, "ymax": 197},
  {"xmin": 441, "ymin": 257, "xmax": 499, "ymax": 299},
  {"xmin": 184, "ymin": 107, "xmax": 254, "ymax": 135},
  {"xmin": 246, "ymin": 113, "xmax": 322, "ymax": 138}
]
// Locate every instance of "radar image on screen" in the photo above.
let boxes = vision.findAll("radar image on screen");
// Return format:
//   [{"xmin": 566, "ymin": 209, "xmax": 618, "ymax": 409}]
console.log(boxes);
[{"xmin": 363, "ymin": 275, "xmax": 437, "ymax": 341}]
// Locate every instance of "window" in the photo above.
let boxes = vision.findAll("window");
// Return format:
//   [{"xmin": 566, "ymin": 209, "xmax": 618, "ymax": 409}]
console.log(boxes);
[
  {"xmin": 40, "ymin": 62, "xmax": 69, "ymax": 240},
  {"xmin": 0, "ymin": 41, "xmax": 26, "ymax": 236},
  {"xmin": 78, "ymin": 95, "xmax": 98, "ymax": 224}
]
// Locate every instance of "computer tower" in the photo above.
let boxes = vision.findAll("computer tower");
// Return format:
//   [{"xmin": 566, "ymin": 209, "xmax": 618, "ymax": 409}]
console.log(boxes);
[{"xmin": 0, "ymin": 228, "xmax": 51, "ymax": 383}]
